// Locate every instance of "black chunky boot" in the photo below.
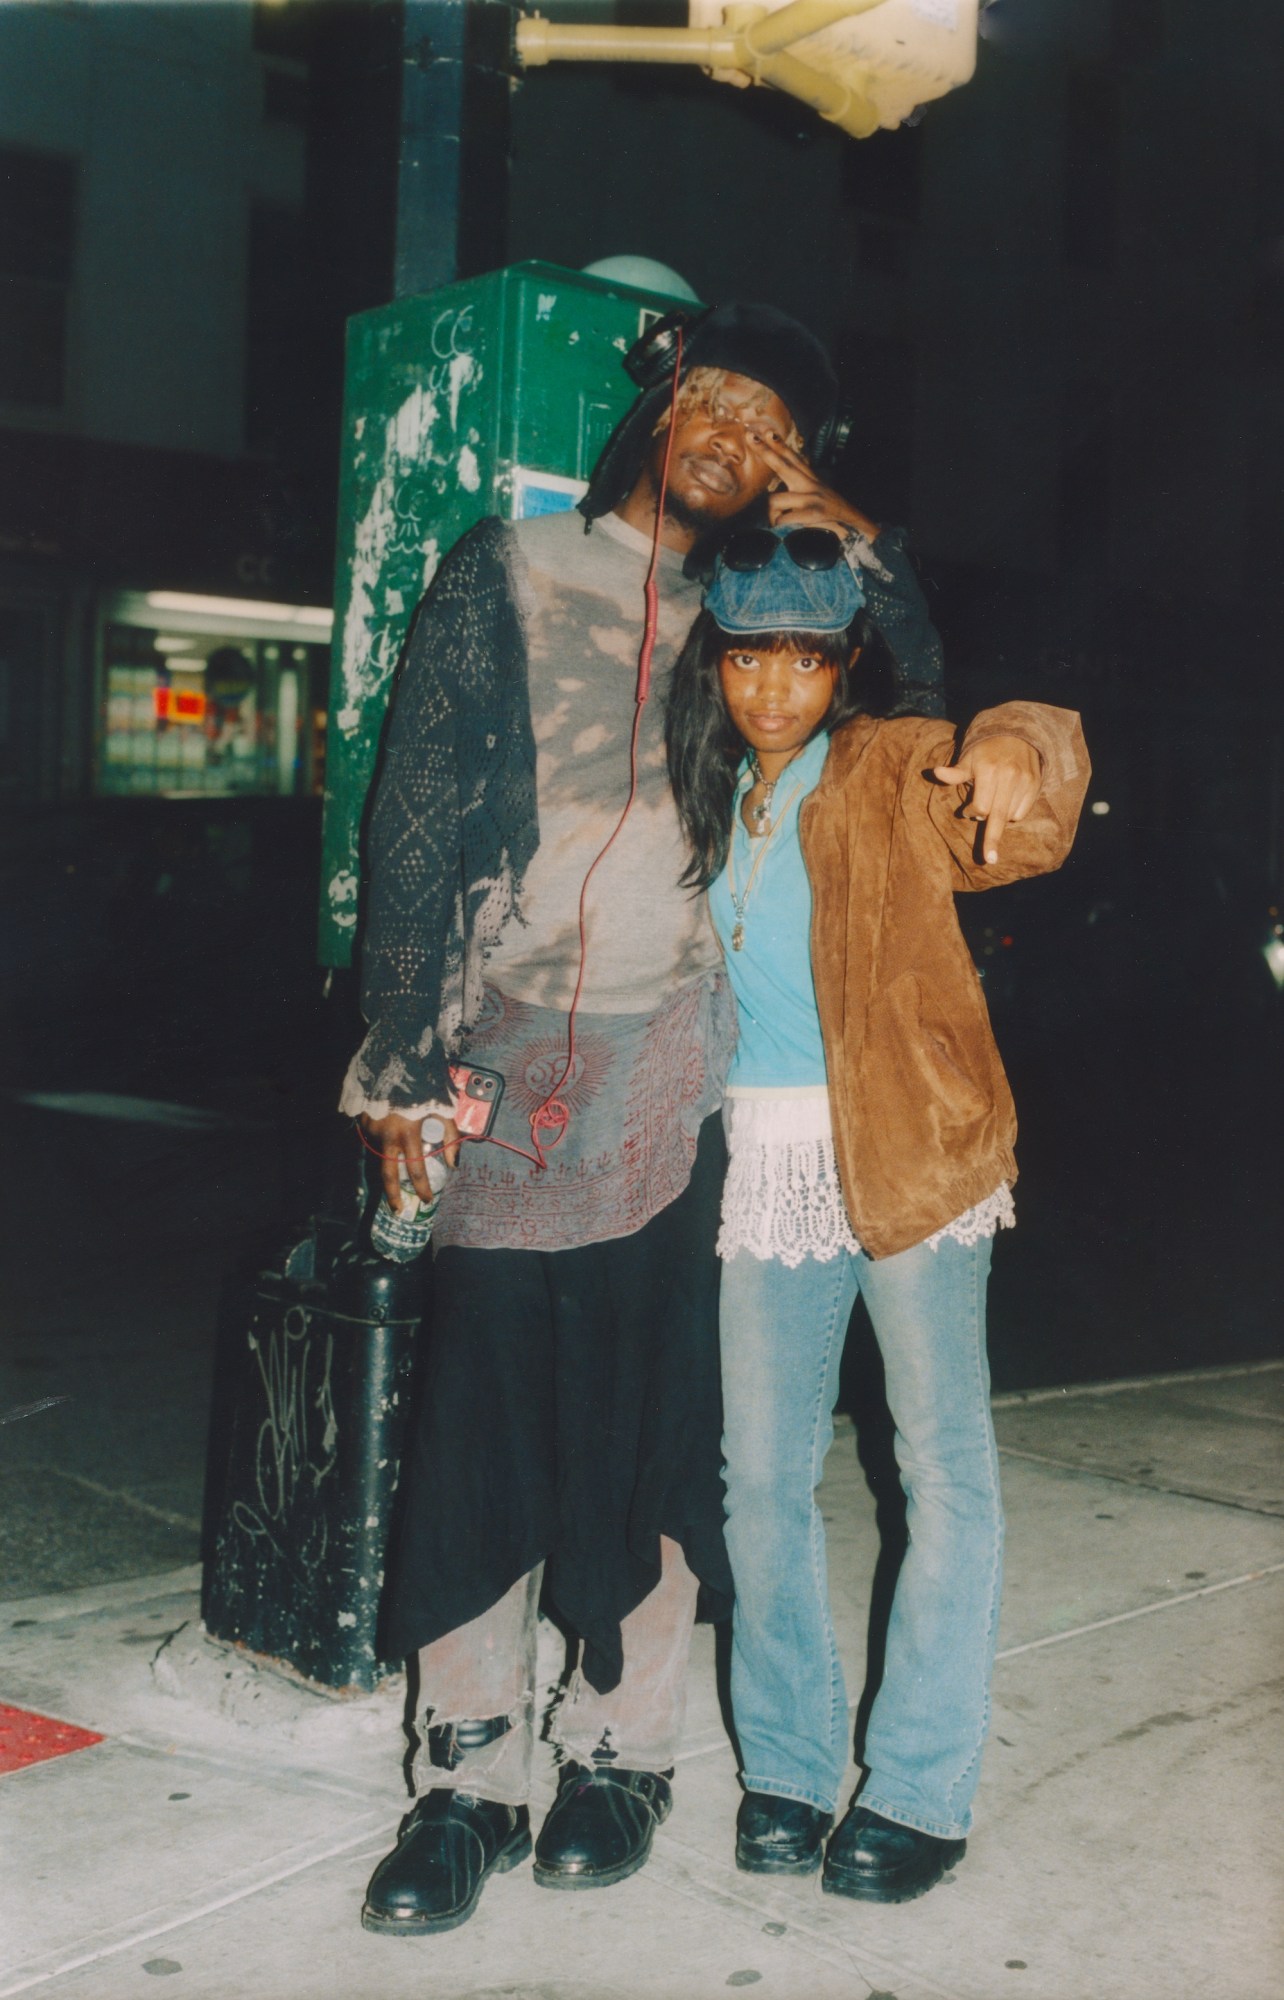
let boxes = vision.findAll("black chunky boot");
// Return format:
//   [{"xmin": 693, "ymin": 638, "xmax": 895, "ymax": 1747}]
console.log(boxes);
[
  {"xmin": 735, "ymin": 1791, "xmax": 833, "ymax": 1875},
  {"xmin": 822, "ymin": 1804, "xmax": 966, "ymax": 1903},
  {"xmin": 533, "ymin": 1760, "xmax": 673, "ymax": 1890},
  {"xmin": 361, "ymin": 1715, "xmax": 530, "ymax": 1935}
]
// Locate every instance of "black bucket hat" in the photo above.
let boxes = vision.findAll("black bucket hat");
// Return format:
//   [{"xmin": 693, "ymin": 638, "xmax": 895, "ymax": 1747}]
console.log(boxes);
[{"xmin": 578, "ymin": 301, "xmax": 839, "ymax": 522}]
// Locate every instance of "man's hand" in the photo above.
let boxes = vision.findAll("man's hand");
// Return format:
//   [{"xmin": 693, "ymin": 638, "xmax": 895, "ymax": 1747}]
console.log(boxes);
[
  {"xmin": 361, "ymin": 1109, "xmax": 461, "ymax": 1211},
  {"xmin": 931, "ymin": 735, "xmax": 1043, "ymax": 864},
  {"xmin": 744, "ymin": 425, "xmax": 880, "ymax": 541}
]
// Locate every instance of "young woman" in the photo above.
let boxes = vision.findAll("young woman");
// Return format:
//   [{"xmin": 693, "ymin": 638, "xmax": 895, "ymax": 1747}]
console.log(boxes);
[{"xmin": 665, "ymin": 525, "xmax": 1089, "ymax": 1902}]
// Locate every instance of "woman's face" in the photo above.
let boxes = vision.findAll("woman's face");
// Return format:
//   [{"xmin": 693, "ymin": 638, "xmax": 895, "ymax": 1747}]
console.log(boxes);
[{"xmin": 717, "ymin": 640, "xmax": 842, "ymax": 771}]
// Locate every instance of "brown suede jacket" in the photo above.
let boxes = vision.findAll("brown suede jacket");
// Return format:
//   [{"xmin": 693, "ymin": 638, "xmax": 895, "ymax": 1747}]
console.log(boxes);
[{"xmin": 799, "ymin": 701, "xmax": 1090, "ymax": 1259}]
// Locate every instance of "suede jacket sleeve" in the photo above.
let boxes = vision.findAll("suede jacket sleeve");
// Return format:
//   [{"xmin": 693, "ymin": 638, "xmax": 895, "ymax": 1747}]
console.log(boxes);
[{"xmin": 920, "ymin": 701, "xmax": 1091, "ymax": 891}]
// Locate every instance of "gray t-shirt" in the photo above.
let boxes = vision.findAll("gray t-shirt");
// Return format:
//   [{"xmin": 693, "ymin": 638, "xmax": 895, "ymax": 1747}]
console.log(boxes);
[{"xmin": 482, "ymin": 507, "xmax": 720, "ymax": 1011}]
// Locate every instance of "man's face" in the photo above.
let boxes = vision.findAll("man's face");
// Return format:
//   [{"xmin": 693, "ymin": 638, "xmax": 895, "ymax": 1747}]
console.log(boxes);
[{"xmin": 648, "ymin": 369, "xmax": 800, "ymax": 532}]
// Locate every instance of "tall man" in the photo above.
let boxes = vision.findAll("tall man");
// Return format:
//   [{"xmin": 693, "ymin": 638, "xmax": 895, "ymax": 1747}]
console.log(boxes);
[{"xmin": 344, "ymin": 303, "xmax": 942, "ymax": 1936}]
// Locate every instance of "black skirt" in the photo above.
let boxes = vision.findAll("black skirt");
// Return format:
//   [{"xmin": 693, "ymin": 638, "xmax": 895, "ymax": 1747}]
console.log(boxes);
[{"xmin": 383, "ymin": 1114, "xmax": 732, "ymax": 1692}]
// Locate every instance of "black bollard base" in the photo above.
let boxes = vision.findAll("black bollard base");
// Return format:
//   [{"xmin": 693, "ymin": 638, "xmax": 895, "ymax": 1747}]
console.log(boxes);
[{"xmin": 202, "ymin": 1216, "xmax": 424, "ymax": 1692}]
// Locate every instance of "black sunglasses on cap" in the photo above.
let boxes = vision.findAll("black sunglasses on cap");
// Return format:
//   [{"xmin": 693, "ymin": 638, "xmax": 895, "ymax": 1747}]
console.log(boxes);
[{"xmin": 719, "ymin": 526, "xmax": 846, "ymax": 574}]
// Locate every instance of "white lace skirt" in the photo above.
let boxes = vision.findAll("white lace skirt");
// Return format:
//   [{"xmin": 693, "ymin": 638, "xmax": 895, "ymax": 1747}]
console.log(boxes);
[{"xmin": 717, "ymin": 1085, "xmax": 1015, "ymax": 1268}]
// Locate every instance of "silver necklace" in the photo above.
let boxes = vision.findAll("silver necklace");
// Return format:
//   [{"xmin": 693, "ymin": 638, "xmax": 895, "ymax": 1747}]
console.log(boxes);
[{"xmin": 727, "ymin": 769, "xmax": 805, "ymax": 951}]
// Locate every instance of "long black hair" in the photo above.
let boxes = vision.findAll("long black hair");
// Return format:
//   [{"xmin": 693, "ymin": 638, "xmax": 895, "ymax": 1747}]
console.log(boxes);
[{"xmin": 665, "ymin": 609, "xmax": 867, "ymax": 891}]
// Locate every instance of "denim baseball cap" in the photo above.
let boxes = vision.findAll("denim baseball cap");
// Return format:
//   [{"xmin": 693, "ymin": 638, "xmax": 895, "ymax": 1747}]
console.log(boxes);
[{"xmin": 704, "ymin": 527, "xmax": 865, "ymax": 635}]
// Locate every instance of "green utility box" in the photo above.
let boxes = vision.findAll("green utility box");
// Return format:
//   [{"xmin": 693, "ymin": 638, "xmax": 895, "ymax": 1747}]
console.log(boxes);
[{"xmin": 318, "ymin": 260, "xmax": 693, "ymax": 967}]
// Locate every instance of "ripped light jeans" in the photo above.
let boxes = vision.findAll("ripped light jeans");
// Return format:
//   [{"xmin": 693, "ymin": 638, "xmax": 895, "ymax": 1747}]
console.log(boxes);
[
  {"xmin": 412, "ymin": 1537, "xmax": 699, "ymax": 1806},
  {"xmin": 720, "ymin": 1234, "xmax": 1003, "ymax": 1841}
]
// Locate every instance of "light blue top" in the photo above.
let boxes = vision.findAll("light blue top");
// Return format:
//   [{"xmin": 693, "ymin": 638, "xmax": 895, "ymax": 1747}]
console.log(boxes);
[{"xmin": 709, "ymin": 731, "xmax": 830, "ymax": 1089}]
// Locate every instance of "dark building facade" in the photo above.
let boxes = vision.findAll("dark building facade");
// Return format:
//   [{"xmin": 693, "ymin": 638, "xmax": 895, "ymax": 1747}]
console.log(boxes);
[{"xmin": 1, "ymin": 0, "xmax": 1280, "ymax": 913}]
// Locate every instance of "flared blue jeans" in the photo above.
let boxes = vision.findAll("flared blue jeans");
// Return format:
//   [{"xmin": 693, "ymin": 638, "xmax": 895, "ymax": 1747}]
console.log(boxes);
[{"xmin": 720, "ymin": 1234, "xmax": 1003, "ymax": 1840}]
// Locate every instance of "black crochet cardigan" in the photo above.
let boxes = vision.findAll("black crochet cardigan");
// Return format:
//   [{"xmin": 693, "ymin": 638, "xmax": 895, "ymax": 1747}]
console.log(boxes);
[{"xmin": 348, "ymin": 518, "xmax": 539, "ymax": 1111}]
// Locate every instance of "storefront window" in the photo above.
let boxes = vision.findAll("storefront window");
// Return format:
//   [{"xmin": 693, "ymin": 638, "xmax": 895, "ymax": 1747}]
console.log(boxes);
[{"xmin": 96, "ymin": 597, "xmax": 330, "ymax": 798}]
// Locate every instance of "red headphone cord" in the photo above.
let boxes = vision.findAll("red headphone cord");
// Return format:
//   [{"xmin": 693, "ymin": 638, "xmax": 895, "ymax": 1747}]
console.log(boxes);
[{"xmin": 519, "ymin": 322, "xmax": 687, "ymax": 1166}]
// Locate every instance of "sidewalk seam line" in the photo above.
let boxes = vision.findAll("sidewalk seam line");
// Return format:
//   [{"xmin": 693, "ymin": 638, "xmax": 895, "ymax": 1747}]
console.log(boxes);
[
  {"xmin": 0, "ymin": 1821, "xmax": 387, "ymax": 1999},
  {"xmin": 111, "ymin": 1733, "xmax": 394, "ymax": 1806},
  {"xmin": 995, "ymin": 1443, "xmax": 1284, "ymax": 1515},
  {"xmin": 27, "ymin": 1464, "xmax": 201, "ymax": 1533},
  {"xmin": 671, "ymin": 1562, "xmax": 1284, "ymax": 1762},
  {"xmin": 995, "ymin": 1561, "xmax": 1284, "ymax": 1661},
  {"xmin": 989, "ymin": 1358, "xmax": 1284, "ymax": 1407},
  {"xmin": 1, "ymin": 1566, "xmax": 202, "ymax": 1625}
]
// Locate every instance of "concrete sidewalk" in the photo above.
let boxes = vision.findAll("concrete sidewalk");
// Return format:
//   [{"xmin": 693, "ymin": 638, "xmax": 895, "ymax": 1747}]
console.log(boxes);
[{"xmin": 1, "ymin": 1362, "xmax": 1281, "ymax": 2000}]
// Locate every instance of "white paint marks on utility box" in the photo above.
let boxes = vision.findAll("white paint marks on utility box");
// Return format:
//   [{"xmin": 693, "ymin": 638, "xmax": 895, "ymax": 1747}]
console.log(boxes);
[
  {"xmin": 338, "ymin": 384, "xmax": 447, "ymax": 736},
  {"xmin": 447, "ymin": 349, "xmax": 477, "ymax": 428},
  {"xmin": 392, "ymin": 384, "xmax": 439, "ymax": 460},
  {"xmin": 328, "ymin": 869, "xmax": 359, "ymax": 930}
]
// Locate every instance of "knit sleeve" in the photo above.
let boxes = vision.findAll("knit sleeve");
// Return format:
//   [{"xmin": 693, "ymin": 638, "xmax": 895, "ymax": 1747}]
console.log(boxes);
[
  {"xmin": 343, "ymin": 520, "xmax": 517, "ymax": 1114},
  {"xmin": 859, "ymin": 525, "xmax": 946, "ymax": 718}
]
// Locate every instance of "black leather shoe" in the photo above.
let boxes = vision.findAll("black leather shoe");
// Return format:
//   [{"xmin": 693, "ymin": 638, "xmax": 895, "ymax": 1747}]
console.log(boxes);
[
  {"xmin": 361, "ymin": 1790, "xmax": 531, "ymax": 1935},
  {"xmin": 532, "ymin": 1761, "xmax": 673, "ymax": 1890},
  {"xmin": 735, "ymin": 1791, "xmax": 833, "ymax": 1875},
  {"xmin": 822, "ymin": 1804, "xmax": 965, "ymax": 1903}
]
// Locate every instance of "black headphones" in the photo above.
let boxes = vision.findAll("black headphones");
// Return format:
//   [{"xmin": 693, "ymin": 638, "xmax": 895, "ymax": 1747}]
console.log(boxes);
[
  {"xmin": 623, "ymin": 307, "xmax": 711, "ymax": 389},
  {"xmin": 623, "ymin": 308, "xmax": 854, "ymax": 470},
  {"xmin": 811, "ymin": 406, "xmax": 855, "ymax": 471}
]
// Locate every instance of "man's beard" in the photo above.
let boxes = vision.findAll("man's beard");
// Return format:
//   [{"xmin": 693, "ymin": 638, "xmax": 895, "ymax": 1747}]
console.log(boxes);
[{"xmin": 656, "ymin": 467, "xmax": 756, "ymax": 538}]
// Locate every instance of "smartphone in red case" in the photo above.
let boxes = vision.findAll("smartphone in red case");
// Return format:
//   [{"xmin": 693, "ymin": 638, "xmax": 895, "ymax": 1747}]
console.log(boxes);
[{"xmin": 447, "ymin": 1062, "xmax": 505, "ymax": 1141}]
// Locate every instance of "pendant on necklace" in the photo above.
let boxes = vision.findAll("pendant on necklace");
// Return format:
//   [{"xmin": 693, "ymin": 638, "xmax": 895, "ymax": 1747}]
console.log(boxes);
[
  {"xmin": 731, "ymin": 922, "xmax": 745, "ymax": 951},
  {"xmin": 748, "ymin": 757, "xmax": 776, "ymax": 834}
]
